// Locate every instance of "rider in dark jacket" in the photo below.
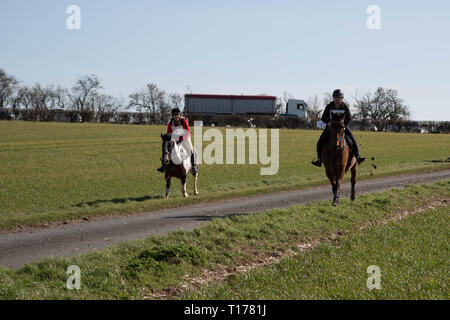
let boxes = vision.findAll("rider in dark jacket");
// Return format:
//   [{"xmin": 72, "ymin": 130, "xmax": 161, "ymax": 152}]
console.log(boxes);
[{"xmin": 311, "ymin": 89, "xmax": 365, "ymax": 167}]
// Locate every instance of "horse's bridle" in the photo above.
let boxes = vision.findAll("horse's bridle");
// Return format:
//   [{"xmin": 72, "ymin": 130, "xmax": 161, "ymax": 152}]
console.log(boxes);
[
  {"xmin": 162, "ymin": 139, "xmax": 172, "ymax": 166},
  {"xmin": 331, "ymin": 118, "xmax": 345, "ymax": 127},
  {"xmin": 331, "ymin": 119, "xmax": 346, "ymax": 147}
]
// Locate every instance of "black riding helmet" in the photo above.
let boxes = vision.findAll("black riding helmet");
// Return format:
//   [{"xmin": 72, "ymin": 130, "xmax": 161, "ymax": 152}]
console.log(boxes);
[
  {"xmin": 333, "ymin": 89, "xmax": 344, "ymax": 98},
  {"xmin": 171, "ymin": 108, "xmax": 181, "ymax": 116}
]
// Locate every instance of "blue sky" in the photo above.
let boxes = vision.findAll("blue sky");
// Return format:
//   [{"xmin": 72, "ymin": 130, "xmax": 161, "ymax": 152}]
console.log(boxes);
[{"xmin": 1, "ymin": 0, "xmax": 449, "ymax": 121}]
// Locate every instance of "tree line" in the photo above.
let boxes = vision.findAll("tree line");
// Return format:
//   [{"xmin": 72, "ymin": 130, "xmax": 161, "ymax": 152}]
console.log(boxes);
[
  {"xmin": 0, "ymin": 69, "xmax": 182, "ymax": 124},
  {"xmin": 1, "ymin": 68, "xmax": 447, "ymax": 132}
]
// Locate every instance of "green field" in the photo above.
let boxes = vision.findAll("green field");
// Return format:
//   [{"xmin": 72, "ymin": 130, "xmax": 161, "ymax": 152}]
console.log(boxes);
[
  {"xmin": 185, "ymin": 206, "xmax": 449, "ymax": 300},
  {"xmin": 0, "ymin": 121, "xmax": 449, "ymax": 229},
  {"xmin": 0, "ymin": 181, "xmax": 448, "ymax": 299}
]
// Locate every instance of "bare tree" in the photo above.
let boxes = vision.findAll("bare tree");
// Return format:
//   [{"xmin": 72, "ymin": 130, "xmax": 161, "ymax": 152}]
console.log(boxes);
[
  {"xmin": 70, "ymin": 74, "xmax": 102, "ymax": 121},
  {"xmin": 275, "ymin": 97, "xmax": 284, "ymax": 117},
  {"xmin": 0, "ymin": 69, "xmax": 18, "ymax": 117},
  {"xmin": 354, "ymin": 87, "xmax": 410, "ymax": 130},
  {"xmin": 128, "ymin": 83, "xmax": 168, "ymax": 124},
  {"xmin": 90, "ymin": 93, "xmax": 120, "ymax": 123},
  {"xmin": 8, "ymin": 86, "xmax": 26, "ymax": 119},
  {"xmin": 306, "ymin": 94, "xmax": 323, "ymax": 128},
  {"xmin": 280, "ymin": 91, "xmax": 294, "ymax": 115},
  {"xmin": 53, "ymin": 86, "xmax": 69, "ymax": 110},
  {"xmin": 29, "ymin": 84, "xmax": 56, "ymax": 120},
  {"xmin": 352, "ymin": 91, "xmax": 370, "ymax": 121},
  {"xmin": 18, "ymin": 87, "xmax": 33, "ymax": 118},
  {"xmin": 147, "ymin": 84, "xmax": 165, "ymax": 122},
  {"xmin": 169, "ymin": 93, "xmax": 183, "ymax": 110},
  {"xmin": 322, "ymin": 92, "xmax": 333, "ymax": 107}
]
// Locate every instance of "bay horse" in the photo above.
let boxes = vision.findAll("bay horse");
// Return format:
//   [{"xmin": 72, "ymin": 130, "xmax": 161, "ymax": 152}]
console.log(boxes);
[
  {"xmin": 321, "ymin": 110, "xmax": 357, "ymax": 206},
  {"xmin": 161, "ymin": 133, "xmax": 198, "ymax": 199}
]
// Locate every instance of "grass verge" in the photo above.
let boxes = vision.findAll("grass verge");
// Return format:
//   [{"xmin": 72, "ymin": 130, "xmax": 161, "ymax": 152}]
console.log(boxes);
[
  {"xmin": 0, "ymin": 180, "xmax": 448, "ymax": 299},
  {"xmin": 185, "ymin": 205, "xmax": 449, "ymax": 299}
]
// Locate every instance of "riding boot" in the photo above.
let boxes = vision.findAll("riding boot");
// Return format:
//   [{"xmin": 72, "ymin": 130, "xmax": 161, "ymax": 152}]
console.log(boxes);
[
  {"xmin": 357, "ymin": 155, "xmax": 366, "ymax": 164},
  {"xmin": 350, "ymin": 139, "xmax": 365, "ymax": 164},
  {"xmin": 190, "ymin": 153, "xmax": 198, "ymax": 174},
  {"xmin": 157, "ymin": 157, "xmax": 165, "ymax": 173},
  {"xmin": 346, "ymin": 128, "xmax": 365, "ymax": 165},
  {"xmin": 311, "ymin": 147, "xmax": 322, "ymax": 167},
  {"xmin": 312, "ymin": 128, "xmax": 329, "ymax": 167}
]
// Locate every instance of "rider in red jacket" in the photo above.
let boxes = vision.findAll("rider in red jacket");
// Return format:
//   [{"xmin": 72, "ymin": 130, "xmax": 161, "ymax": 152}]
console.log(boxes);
[
  {"xmin": 157, "ymin": 108, "xmax": 198, "ymax": 174},
  {"xmin": 167, "ymin": 111, "xmax": 190, "ymax": 141}
]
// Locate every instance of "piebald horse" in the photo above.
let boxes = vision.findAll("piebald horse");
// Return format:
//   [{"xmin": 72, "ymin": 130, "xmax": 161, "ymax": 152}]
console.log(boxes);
[
  {"xmin": 161, "ymin": 133, "xmax": 198, "ymax": 199},
  {"xmin": 321, "ymin": 110, "xmax": 357, "ymax": 206}
]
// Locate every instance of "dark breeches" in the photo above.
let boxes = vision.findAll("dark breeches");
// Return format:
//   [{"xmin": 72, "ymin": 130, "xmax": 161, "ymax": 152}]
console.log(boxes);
[
  {"xmin": 344, "ymin": 127, "xmax": 360, "ymax": 156},
  {"xmin": 317, "ymin": 126, "xmax": 330, "ymax": 156},
  {"xmin": 317, "ymin": 126, "xmax": 360, "ymax": 158}
]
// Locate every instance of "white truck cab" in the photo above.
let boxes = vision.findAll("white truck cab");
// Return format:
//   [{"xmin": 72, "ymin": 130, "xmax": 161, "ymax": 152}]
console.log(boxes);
[{"xmin": 285, "ymin": 99, "xmax": 307, "ymax": 118}]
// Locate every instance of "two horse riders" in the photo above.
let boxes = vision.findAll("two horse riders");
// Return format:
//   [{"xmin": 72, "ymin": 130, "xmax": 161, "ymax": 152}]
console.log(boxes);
[
  {"xmin": 311, "ymin": 89, "xmax": 365, "ymax": 167},
  {"xmin": 158, "ymin": 92, "xmax": 361, "ymax": 172},
  {"xmin": 157, "ymin": 108, "xmax": 198, "ymax": 174}
]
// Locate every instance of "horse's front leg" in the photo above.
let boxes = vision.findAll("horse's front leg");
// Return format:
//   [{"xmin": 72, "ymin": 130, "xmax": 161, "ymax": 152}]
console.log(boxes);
[
  {"xmin": 181, "ymin": 176, "xmax": 189, "ymax": 197},
  {"xmin": 332, "ymin": 183, "xmax": 339, "ymax": 206},
  {"xmin": 333, "ymin": 166, "xmax": 346, "ymax": 206},
  {"xmin": 165, "ymin": 175, "xmax": 171, "ymax": 199},
  {"xmin": 193, "ymin": 172, "xmax": 199, "ymax": 195},
  {"xmin": 325, "ymin": 167, "xmax": 338, "ymax": 206},
  {"xmin": 350, "ymin": 164, "xmax": 357, "ymax": 201}
]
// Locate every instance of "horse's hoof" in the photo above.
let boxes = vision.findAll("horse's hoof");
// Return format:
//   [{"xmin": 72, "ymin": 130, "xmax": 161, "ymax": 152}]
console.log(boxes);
[
  {"xmin": 194, "ymin": 191, "xmax": 199, "ymax": 196},
  {"xmin": 183, "ymin": 193, "xmax": 189, "ymax": 198}
]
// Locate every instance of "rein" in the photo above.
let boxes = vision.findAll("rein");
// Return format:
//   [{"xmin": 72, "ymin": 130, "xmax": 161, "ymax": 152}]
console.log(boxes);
[
  {"xmin": 330, "ymin": 120, "xmax": 346, "ymax": 150},
  {"xmin": 162, "ymin": 139, "xmax": 172, "ymax": 164}
]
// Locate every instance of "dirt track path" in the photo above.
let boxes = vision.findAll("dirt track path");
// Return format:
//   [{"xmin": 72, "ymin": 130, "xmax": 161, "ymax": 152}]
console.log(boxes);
[{"xmin": 1, "ymin": 169, "xmax": 449, "ymax": 269}]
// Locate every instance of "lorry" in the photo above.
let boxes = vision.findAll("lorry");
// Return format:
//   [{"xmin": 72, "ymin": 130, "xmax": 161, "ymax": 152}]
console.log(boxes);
[
  {"xmin": 184, "ymin": 94, "xmax": 277, "ymax": 115},
  {"xmin": 279, "ymin": 99, "xmax": 308, "ymax": 118}
]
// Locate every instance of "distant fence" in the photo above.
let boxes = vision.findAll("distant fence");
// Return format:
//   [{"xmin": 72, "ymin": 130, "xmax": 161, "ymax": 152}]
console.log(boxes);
[
  {"xmin": 0, "ymin": 108, "xmax": 171, "ymax": 125},
  {"xmin": 1, "ymin": 108, "xmax": 449, "ymax": 133},
  {"xmin": 186, "ymin": 114, "xmax": 450, "ymax": 133}
]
